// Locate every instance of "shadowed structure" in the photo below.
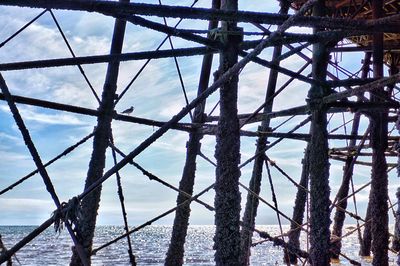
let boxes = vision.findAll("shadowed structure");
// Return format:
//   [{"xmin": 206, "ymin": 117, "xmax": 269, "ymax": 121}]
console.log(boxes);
[{"xmin": 0, "ymin": 0, "xmax": 399, "ymax": 265}]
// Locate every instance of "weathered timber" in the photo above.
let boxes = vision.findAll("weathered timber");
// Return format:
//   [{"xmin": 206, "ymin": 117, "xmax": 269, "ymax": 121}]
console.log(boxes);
[
  {"xmin": 330, "ymin": 52, "xmax": 371, "ymax": 260},
  {"xmin": 322, "ymin": 73, "xmax": 400, "ymax": 104},
  {"xmin": 213, "ymin": 0, "xmax": 241, "ymax": 264},
  {"xmin": 285, "ymin": 146, "xmax": 310, "ymax": 264},
  {"xmin": 391, "ymin": 64, "xmax": 400, "ymax": 259},
  {"xmin": 0, "ymin": 47, "xmax": 216, "ymax": 71},
  {"xmin": 0, "ymin": 93, "xmax": 193, "ymax": 132},
  {"xmin": 73, "ymin": 1, "xmax": 316, "ymax": 261},
  {"xmin": 3, "ymin": 0, "xmax": 400, "ymax": 265},
  {"xmin": 0, "ymin": 234, "xmax": 12, "ymax": 266},
  {"xmin": 0, "ymin": 75, "xmax": 89, "ymax": 266},
  {"xmin": 165, "ymin": 0, "xmax": 219, "ymax": 264},
  {"xmin": 109, "ymin": 143, "xmax": 213, "ymax": 210},
  {"xmin": 206, "ymin": 101, "xmax": 399, "ymax": 124},
  {"xmin": 360, "ymin": 203, "xmax": 372, "ymax": 256},
  {"xmin": 74, "ymin": 1, "xmax": 305, "ymax": 204},
  {"xmin": 331, "ymin": 44, "xmax": 400, "ymax": 53},
  {"xmin": 70, "ymin": 2, "xmax": 129, "ymax": 264},
  {"xmin": 96, "ymin": 116, "xmax": 311, "ymax": 260},
  {"xmin": 0, "ymin": 30, "xmax": 370, "ymax": 72},
  {"xmin": 394, "ymin": 189, "xmax": 400, "ymax": 265},
  {"xmin": 308, "ymin": 1, "xmax": 332, "ymax": 265},
  {"xmin": 368, "ymin": 1, "xmax": 389, "ymax": 265},
  {"xmin": 240, "ymin": 1, "xmax": 290, "ymax": 264},
  {"xmin": 92, "ymin": 184, "xmax": 215, "ymax": 256},
  {"xmin": 1, "ymin": 0, "xmax": 400, "ymax": 33}
]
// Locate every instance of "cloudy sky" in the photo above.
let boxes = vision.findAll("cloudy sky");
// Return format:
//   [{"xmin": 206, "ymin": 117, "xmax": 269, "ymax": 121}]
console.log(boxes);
[{"xmin": 0, "ymin": 0, "xmax": 397, "ymax": 228}]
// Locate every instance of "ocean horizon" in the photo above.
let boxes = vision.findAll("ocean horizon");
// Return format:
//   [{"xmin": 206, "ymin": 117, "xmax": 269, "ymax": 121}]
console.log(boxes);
[{"xmin": 0, "ymin": 225, "xmax": 397, "ymax": 265}]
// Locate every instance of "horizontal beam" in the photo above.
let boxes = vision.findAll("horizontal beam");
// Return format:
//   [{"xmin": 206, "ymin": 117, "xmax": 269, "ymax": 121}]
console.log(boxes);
[
  {"xmin": 1, "ymin": 1, "xmax": 399, "ymax": 33},
  {"xmin": 0, "ymin": 29, "xmax": 368, "ymax": 71},
  {"xmin": 206, "ymin": 101, "xmax": 399, "ymax": 123},
  {"xmin": 329, "ymin": 155, "xmax": 398, "ymax": 167},
  {"xmin": 0, "ymin": 47, "xmax": 215, "ymax": 71},
  {"xmin": 202, "ymin": 127, "xmax": 399, "ymax": 141},
  {"xmin": 0, "ymin": 93, "xmax": 194, "ymax": 132},
  {"xmin": 323, "ymin": 72, "xmax": 400, "ymax": 103},
  {"xmin": 331, "ymin": 44, "xmax": 400, "ymax": 53}
]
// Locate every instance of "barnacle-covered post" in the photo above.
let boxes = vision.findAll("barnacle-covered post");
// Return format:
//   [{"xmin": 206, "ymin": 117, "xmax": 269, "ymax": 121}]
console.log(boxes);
[
  {"xmin": 213, "ymin": 0, "xmax": 243, "ymax": 264},
  {"xmin": 391, "ymin": 57, "xmax": 400, "ymax": 259},
  {"xmin": 70, "ymin": 1, "xmax": 129, "ymax": 265},
  {"xmin": 330, "ymin": 52, "xmax": 371, "ymax": 260},
  {"xmin": 239, "ymin": 1, "xmax": 290, "ymax": 265},
  {"xmin": 284, "ymin": 146, "xmax": 309, "ymax": 264},
  {"xmin": 368, "ymin": 0, "xmax": 389, "ymax": 265},
  {"xmin": 164, "ymin": 1, "xmax": 220, "ymax": 265},
  {"xmin": 307, "ymin": 0, "xmax": 332, "ymax": 264},
  {"xmin": 393, "ymin": 189, "xmax": 400, "ymax": 255}
]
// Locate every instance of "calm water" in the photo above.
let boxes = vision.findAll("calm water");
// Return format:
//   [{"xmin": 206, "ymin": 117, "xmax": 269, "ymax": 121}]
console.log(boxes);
[{"xmin": 0, "ymin": 225, "xmax": 397, "ymax": 265}]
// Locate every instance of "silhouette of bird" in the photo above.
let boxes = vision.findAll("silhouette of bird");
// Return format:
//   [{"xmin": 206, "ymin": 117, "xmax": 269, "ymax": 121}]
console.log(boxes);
[{"xmin": 121, "ymin": 106, "xmax": 134, "ymax": 115}]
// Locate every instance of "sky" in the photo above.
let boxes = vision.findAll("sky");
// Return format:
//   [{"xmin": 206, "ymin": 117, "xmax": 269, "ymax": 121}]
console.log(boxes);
[{"xmin": 0, "ymin": 0, "xmax": 398, "ymax": 228}]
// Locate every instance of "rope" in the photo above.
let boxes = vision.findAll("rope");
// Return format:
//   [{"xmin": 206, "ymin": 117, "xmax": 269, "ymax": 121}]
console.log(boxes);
[
  {"xmin": 330, "ymin": 126, "xmax": 370, "ymax": 209},
  {"xmin": 98, "ymin": 108, "xmax": 313, "ymax": 257},
  {"xmin": 238, "ymin": 62, "xmax": 311, "ymax": 129},
  {"xmin": 91, "ymin": 183, "xmax": 215, "ymax": 255},
  {"xmin": 114, "ymin": 0, "xmax": 200, "ymax": 106},
  {"xmin": 264, "ymin": 155, "xmax": 309, "ymax": 193},
  {"xmin": 109, "ymin": 142, "xmax": 214, "ymax": 211},
  {"xmin": 0, "ymin": 131, "xmax": 94, "ymax": 196},
  {"xmin": 75, "ymin": 0, "xmax": 316, "ymax": 203},
  {"xmin": 0, "ymin": 9, "xmax": 47, "ymax": 48},
  {"xmin": 264, "ymin": 159, "xmax": 290, "ymax": 265},
  {"xmin": 109, "ymin": 133, "xmax": 136, "ymax": 265},
  {"xmin": 197, "ymin": 147, "xmax": 309, "ymax": 228},
  {"xmin": 254, "ymin": 228, "xmax": 309, "ymax": 259},
  {"xmin": 49, "ymin": 10, "xmax": 100, "ymax": 104},
  {"xmin": 0, "ymin": 74, "xmax": 89, "ymax": 266},
  {"xmin": 271, "ymin": 115, "xmax": 295, "ymax": 132},
  {"xmin": 159, "ymin": 0, "xmax": 193, "ymax": 121}
]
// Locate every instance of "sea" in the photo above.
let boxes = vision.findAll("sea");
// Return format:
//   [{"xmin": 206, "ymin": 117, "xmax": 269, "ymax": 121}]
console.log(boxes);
[{"xmin": 0, "ymin": 225, "xmax": 397, "ymax": 265}]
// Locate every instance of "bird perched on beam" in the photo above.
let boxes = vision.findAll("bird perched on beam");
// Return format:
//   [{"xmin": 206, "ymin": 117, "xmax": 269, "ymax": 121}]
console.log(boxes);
[{"xmin": 121, "ymin": 106, "xmax": 134, "ymax": 115}]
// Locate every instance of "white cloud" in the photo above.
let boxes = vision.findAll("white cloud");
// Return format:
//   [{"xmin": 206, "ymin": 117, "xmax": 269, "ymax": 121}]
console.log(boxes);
[
  {"xmin": 0, "ymin": 149, "xmax": 30, "ymax": 162},
  {"xmin": 0, "ymin": 132, "xmax": 21, "ymax": 143},
  {"xmin": 0, "ymin": 105, "xmax": 87, "ymax": 126},
  {"xmin": 0, "ymin": 198, "xmax": 54, "ymax": 212}
]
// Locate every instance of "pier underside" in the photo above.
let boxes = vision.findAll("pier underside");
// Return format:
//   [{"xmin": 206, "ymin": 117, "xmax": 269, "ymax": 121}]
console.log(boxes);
[{"xmin": 0, "ymin": 0, "xmax": 400, "ymax": 265}]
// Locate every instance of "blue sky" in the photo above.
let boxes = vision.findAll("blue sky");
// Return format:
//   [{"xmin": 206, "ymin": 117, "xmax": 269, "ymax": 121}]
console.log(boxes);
[{"xmin": 0, "ymin": 1, "xmax": 397, "ymax": 227}]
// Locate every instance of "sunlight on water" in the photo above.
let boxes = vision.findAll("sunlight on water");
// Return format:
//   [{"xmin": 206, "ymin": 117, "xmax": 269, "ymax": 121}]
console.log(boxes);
[{"xmin": 0, "ymin": 225, "xmax": 397, "ymax": 265}]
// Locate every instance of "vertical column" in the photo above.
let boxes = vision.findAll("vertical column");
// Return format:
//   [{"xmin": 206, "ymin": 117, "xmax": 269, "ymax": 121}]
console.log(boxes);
[
  {"xmin": 391, "ymin": 59, "xmax": 400, "ymax": 264},
  {"xmin": 165, "ymin": 1, "xmax": 220, "ymax": 265},
  {"xmin": 285, "ymin": 146, "xmax": 309, "ymax": 264},
  {"xmin": 214, "ymin": 0, "xmax": 242, "ymax": 265},
  {"xmin": 70, "ymin": 0, "xmax": 129, "ymax": 265},
  {"xmin": 331, "ymin": 52, "xmax": 371, "ymax": 260},
  {"xmin": 240, "ymin": 1, "xmax": 290, "ymax": 264},
  {"xmin": 307, "ymin": 0, "xmax": 331, "ymax": 265},
  {"xmin": 369, "ymin": 0, "xmax": 389, "ymax": 265}
]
